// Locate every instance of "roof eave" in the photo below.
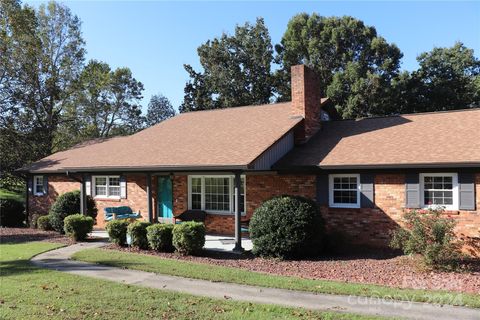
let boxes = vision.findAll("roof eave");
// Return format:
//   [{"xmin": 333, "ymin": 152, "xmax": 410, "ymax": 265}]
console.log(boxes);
[{"xmin": 23, "ymin": 164, "xmax": 251, "ymax": 174}]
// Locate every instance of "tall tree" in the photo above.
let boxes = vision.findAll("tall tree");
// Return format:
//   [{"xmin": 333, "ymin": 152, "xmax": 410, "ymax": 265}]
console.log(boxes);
[
  {"xmin": 275, "ymin": 13, "xmax": 403, "ymax": 118},
  {"xmin": 406, "ymin": 42, "xmax": 480, "ymax": 113},
  {"xmin": 180, "ymin": 18, "xmax": 274, "ymax": 112},
  {"xmin": 1, "ymin": 0, "xmax": 85, "ymax": 186},
  {"xmin": 146, "ymin": 94, "xmax": 175, "ymax": 126},
  {"xmin": 58, "ymin": 60, "xmax": 144, "ymax": 146},
  {"xmin": 1, "ymin": 0, "xmax": 85, "ymax": 154}
]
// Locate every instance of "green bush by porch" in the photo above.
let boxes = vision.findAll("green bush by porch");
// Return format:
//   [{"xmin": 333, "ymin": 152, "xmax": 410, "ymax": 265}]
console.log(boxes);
[
  {"xmin": 127, "ymin": 221, "xmax": 152, "ymax": 249},
  {"xmin": 173, "ymin": 221, "xmax": 206, "ymax": 255},
  {"xmin": 147, "ymin": 223, "xmax": 174, "ymax": 252},
  {"xmin": 250, "ymin": 195, "xmax": 325, "ymax": 258},
  {"xmin": 64, "ymin": 214, "xmax": 94, "ymax": 241},
  {"xmin": 49, "ymin": 190, "xmax": 97, "ymax": 233},
  {"xmin": 36, "ymin": 215, "xmax": 52, "ymax": 231},
  {"xmin": 106, "ymin": 220, "xmax": 130, "ymax": 245}
]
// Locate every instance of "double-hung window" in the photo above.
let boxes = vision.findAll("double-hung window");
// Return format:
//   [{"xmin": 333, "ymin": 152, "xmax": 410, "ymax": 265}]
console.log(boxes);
[
  {"xmin": 420, "ymin": 173, "xmax": 458, "ymax": 210},
  {"xmin": 188, "ymin": 175, "xmax": 246, "ymax": 214},
  {"xmin": 33, "ymin": 175, "xmax": 45, "ymax": 196},
  {"xmin": 93, "ymin": 176, "xmax": 121, "ymax": 198},
  {"xmin": 329, "ymin": 174, "xmax": 360, "ymax": 208}
]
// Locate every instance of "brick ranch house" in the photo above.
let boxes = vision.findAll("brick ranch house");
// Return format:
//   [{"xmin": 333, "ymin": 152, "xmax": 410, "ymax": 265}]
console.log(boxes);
[{"xmin": 21, "ymin": 65, "xmax": 480, "ymax": 252}]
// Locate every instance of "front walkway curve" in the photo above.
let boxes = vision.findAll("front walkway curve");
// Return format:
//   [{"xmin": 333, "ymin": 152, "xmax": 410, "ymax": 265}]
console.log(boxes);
[{"xmin": 31, "ymin": 242, "xmax": 479, "ymax": 320}]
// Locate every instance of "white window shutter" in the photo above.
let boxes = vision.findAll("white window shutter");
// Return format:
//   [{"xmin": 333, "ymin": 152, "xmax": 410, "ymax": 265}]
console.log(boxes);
[
  {"xmin": 85, "ymin": 178, "xmax": 91, "ymax": 196},
  {"xmin": 120, "ymin": 176, "xmax": 127, "ymax": 198}
]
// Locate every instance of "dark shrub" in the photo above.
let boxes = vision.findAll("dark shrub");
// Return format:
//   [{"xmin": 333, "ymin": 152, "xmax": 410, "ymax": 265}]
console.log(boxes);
[
  {"xmin": 390, "ymin": 208, "xmax": 462, "ymax": 269},
  {"xmin": 147, "ymin": 224, "xmax": 174, "ymax": 252},
  {"xmin": 63, "ymin": 214, "xmax": 94, "ymax": 241},
  {"xmin": 172, "ymin": 222, "xmax": 205, "ymax": 255},
  {"xmin": 49, "ymin": 190, "xmax": 97, "ymax": 233},
  {"xmin": 106, "ymin": 220, "xmax": 130, "ymax": 246},
  {"xmin": 250, "ymin": 195, "xmax": 325, "ymax": 259},
  {"xmin": 36, "ymin": 215, "xmax": 52, "ymax": 231},
  {"xmin": 0, "ymin": 199, "xmax": 25, "ymax": 227},
  {"xmin": 127, "ymin": 221, "xmax": 151, "ymax": 249}
]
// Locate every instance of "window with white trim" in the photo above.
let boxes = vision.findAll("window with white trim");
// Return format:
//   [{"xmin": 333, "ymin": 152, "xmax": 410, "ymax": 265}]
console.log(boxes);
[
  {"xmin": 329, "ymin": 174, "xmax": 360, "ymax": 208},
  {"xmin": 93, "ymin": 176, "xmax": 121, "ymax": 198},
  {"xmin": 33, "ymin": 175, "xmax": 44, "ymax": 195},
  {"xmin": 188, "ymin": 175, "xmax": 246, "ymax": 214},
  {"xmin": 420, "ymin": 173, "xmax": 458, "ymax": 210}
]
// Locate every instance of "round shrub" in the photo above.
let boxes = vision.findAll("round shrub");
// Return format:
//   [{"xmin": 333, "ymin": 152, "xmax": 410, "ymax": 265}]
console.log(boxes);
[
  {"xmin": 172, "ymin": 222, "xmax": 205, "ymax": 255},
  {"xmin": 36, "ymin": 215, "xmax": 52, "ymax": 231},
  {"xmin": 250, "ymin": 195, "xmax": 325, "ymax": 259},
  {"xmin": 127, "ymin": 221, "xmax": 152, "ymax": 249},
  {"xmin": 49, "ymin": 190, "xmax": 97, "ymax": 233},
  {"xmin": 147, "ymin": 224, "xmax": 174, "ymax": 252},
  {"xmin": 63, "ymin": 214, "xmax": 94, "ymax": 241},
  {"xmin": 106, "ymin": 220, "xmax": 130, "ymax": 246},
  {"xmin": 0, "ymin": 199, "xmax": 25, "ymax": 227}
]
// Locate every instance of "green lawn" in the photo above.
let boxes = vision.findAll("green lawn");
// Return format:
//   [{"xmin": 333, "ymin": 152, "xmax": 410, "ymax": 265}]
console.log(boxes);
[
  {"xmin": 0, "ymin": 188, "xmax": 24, "ymax": 202},
  {"xmin": 0, "ymin": 242, "xmax": 381, "ymax": 320},
  {"xmin": 73, "ymin": 248, "xmax": 480, "ymax": 309}
]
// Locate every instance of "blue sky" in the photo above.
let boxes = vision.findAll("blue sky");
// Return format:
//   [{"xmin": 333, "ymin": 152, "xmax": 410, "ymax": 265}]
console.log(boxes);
[{"xmin": 26, "ymin": 1, "xmax": 480, "ymax": 112}]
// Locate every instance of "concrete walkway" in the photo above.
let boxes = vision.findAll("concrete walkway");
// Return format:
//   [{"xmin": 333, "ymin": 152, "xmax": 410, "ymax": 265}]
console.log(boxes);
[{"xmin": 31, "ymin": 242, "xmax": 479, "ymax": 320}]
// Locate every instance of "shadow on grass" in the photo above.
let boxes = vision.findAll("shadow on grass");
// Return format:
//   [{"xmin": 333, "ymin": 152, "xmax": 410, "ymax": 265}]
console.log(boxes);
[{"xmin": 0, "ymin": 259, "xmax": 43, "ymax": 277}]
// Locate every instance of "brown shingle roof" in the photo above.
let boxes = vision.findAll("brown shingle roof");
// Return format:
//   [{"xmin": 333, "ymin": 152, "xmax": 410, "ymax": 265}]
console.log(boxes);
[
  {"xmin": 276, "ymin": 108, "xmax": 480, "ymax": 169},
  {"xmin": 25, "ymin": 102, "xmax": 301, "ymax": 173}
]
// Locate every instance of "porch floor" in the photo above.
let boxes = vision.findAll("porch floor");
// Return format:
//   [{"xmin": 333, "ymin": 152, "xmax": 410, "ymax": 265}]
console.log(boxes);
[{"xmin": 89, "ymin": 230, "xmax": 252, "ymax": 252}]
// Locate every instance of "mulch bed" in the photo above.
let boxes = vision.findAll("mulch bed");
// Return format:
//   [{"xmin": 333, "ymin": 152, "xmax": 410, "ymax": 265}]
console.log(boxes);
[
  {"xmin": 106, "ymin": 244, "xmax": 480, "ymax": 294},
  {"xmin": 0, "ymin": 227, "xmax": 73, "ymax": 245}
]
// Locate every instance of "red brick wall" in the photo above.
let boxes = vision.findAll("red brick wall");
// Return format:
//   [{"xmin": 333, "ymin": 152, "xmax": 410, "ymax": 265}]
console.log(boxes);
[
  {"xmin": 320, "ymin": 173, "xmax": 480, "ymax": 249},
  {"xmin": 29, "ymin": 174, "xmax": 155, "ymax": 228},
  {"xmin": 29, "ymin": 175, "xmax": 81, "ymax": 222},
  {"xmin": 171, "ymin": 174, "xmax": 316, "ymax": 235}
]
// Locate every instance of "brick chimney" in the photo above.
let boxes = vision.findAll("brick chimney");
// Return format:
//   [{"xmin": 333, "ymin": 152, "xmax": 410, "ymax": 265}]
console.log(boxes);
[{"xmin": 291, "ymin": 64, "xmax": 322, "ymax": 143}]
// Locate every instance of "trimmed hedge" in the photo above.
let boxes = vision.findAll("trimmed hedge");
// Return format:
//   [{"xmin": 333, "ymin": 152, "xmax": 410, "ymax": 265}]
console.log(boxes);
[
  {"xmin": 172, "ymin": 222, "xmax": 205, "ymax": 255},
  {"xmin": 36, "ymin": 215, "xmax": 52, "ymax": 231},
  {"xmin": 64, "ymin": 214, "xmax": 94, "ymax": 241},
  {"xmin": 49, "ymin": 190, "xmax": 97, "ymax": 233},
  {"xmin": 127, "ymin": 221, "xmax": 152, "ymax": 249},
  {"xmin": 147, "ymin": 224, "xmax": 174, "ymax": 252},
  {"xmin": 250, "ymin": 195, "xmax": 325, "ymax": 259},
  {"xmin": 106, "ymin": 220, "xmax": 130, "ymax": 246},
  {"xmin": 0, "ymin": 199, "xmax": 25, "ymax": 227}
]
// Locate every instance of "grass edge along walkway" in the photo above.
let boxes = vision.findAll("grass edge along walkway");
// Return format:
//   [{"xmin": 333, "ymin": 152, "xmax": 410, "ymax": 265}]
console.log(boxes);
[
  {"xmin": 72, "ymin": 247, "xmax": 480, "ymax": 309},
  {"xmin": 0, "ymin": 241, "xmax": 381, "ymax": 320}
]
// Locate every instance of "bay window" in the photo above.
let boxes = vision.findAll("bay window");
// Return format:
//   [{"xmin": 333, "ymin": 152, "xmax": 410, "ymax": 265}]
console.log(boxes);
[{"xmin": 188, "ymin": 175, "xmax": 246, "ymax": 214}]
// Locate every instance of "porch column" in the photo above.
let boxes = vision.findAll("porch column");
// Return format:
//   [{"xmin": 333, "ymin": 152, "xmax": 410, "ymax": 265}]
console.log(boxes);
[
  {"xmin": 80, "ymin": 174, "xmax": 87, "ymax": 215},
  {"xmin": 233, "ymin": 171, "xmax": 244, "ymax": 252},
  {"xmin": 146, "ymin": 173, "xmax": 153, "ymax": 223}
]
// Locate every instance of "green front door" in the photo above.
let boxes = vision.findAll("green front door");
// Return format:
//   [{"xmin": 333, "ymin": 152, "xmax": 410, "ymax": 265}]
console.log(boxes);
[{"xmin": 157, "ymin": 177, "xmax": 173, "ymax": 219}]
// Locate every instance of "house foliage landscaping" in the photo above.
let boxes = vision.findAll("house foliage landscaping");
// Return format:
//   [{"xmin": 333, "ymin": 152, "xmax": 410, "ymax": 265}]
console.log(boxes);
[
  {"xmin": 147, "ymin": 223, "xmax": 175, "ymax": 252},
  {"xmin": 49, "ymin": 190, "xmax": 97, "ymax": 233},
  {"xmin": 172, "ymin": 222, "xmax": 206, "ymax": 255},
  {"xmin": 390, "ymin": 208, "xmax": 463, "ymax": 269},
  {"xmin": 250, "ymin": 195, "xmax": 325, "ymax": 259},
  {"xmin": 127, "ymin": 221, "xmax": 152, "ymax": 249},
  {"xmin": 106, "ymin": 220, "xmax": 130, "ymax": 245},
  {"xmin": 64, "ymin": 214, "xmax": 94, "ymax": 241},
  {"xmin": 0, "ymin": 198, "xmax": 25, "ymax": 227}
]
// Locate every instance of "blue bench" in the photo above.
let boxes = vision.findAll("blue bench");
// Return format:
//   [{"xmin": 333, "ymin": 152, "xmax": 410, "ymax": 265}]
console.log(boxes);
[{"xmin": 104, "ymin": 206, "xmax": 142, "ymax": 222}]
